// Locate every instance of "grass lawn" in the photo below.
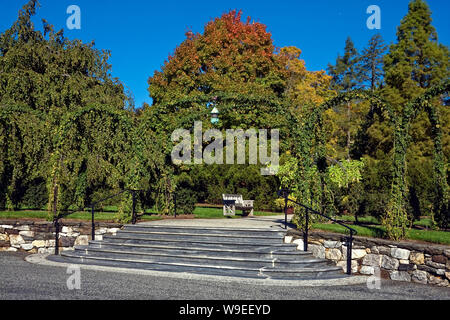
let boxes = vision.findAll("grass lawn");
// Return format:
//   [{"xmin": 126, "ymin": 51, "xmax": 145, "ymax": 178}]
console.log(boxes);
[
  {"xmin": 0, "ymin": 206, "xmax": 280, "ymax": 222},
  {"xmin": 1, "ymin": 208, "xmax": 448, "ymax": 245},
  {"xmin": 312, "ymin": 223, "xmax": 450, "ymax": 245}
]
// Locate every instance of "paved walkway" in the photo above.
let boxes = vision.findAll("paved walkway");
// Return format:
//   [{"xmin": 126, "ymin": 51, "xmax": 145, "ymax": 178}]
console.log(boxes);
[
  {"xmin": 139, "ymin": 215, "xmax": 294, "ymax": 229},
  {"xmin": 1, "ymin": 252, "xmax": 449, "ymax": 300}
]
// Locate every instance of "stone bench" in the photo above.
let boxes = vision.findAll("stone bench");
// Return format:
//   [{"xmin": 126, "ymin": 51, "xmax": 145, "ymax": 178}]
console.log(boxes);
[{"xmin": 222, "ymin": 194, "xmax": 254, "ymax": 216}]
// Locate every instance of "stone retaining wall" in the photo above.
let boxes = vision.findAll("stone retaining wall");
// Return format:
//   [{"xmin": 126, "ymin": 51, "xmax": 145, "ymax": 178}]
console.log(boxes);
[
  {"xmin": 285, "ymin": 229, "xmax": 450, "ymax": 287},
  {"xmin": 0, "ymin": 219, "xmax": 122, "ymax": 254}
]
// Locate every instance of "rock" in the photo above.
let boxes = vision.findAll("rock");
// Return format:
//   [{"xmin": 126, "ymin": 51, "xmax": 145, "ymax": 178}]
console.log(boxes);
[
  {"xmin": 365, "ymin": 248, "xmax": 371, "ymax": 254},
  {"xmin": 337, "ymin": 260, "xmax": 358, "ymax": 274},
  {"xmin": 95, "ymin": 234, "xmax": 103, "ymax": 241},
  {"xmin": 58, "ymin": 236, "xmax": 75, "ymax": 247},
  {"xmin": 95, "ymin": 228, "xmax": 108, "ymax": 235},
  {"xmin": 284, "ymin": 236, "xmax": 293, "ymax": 244},
  {"xmin": 436, "ymin": 269, "xmax": 445, "ymax": 276},
  {"xmin": 409, "ymin": 252, "xmax": 425, "ymax": 265},
  {"xmin": 5, "ymin": 229, "xmax": 18, "ymax": 235},
  {"xmin": 398, "ymin": 263, "xmax": 416, "ymax": 272},
  {"xmin": 344, "ymin": 248, "xmax": 367, "ymax": 260},
  {"xmin": 324, "ymin": 241, "xmax": 341, "ymax": 248},
  {"xmin": 45, "ymin": 240, "xmax": 56, "ymax": 247},
  {"xmin": 38, "ymin": 248, "xmax": 54, "ymax": 254},
  {"xmin": 428, "ymin": 275, "xmax": 446, "ymax": 286},
  {"xmin": 74, "ymin": 235, "xmax": 89, "ymax": 246},
  {"xmin": 432, "ymin": 255, "xmax": 447, "ymax": 264},
  {"xmin": 360, "ymin": 266, "xmax": 375, "ymax": 275},
  {"xmin": 370, "ymin": 246, "xmax": 379, "ymax": 254},
  {"xmin": 418, "ymin": 264, "xmax": 439, "ymax": 275},
  {"xmin": 0, "ymin": 225, "xmax": 13, "ymax": 229},
  {"xmin": 20, "ymin": 243, "xmax": 34, "ymax": 251},
  {"xmin": 426, "ymin": 261, "xmax": 446, "ymax": 269},
  {"xmin": 411, "ymin": 270, "xmax": 428, "ymax": 284},
  {"xmin": 391, "ymin": 248, "xmax": 410, "ymax": 260},
  {"xmin": 61, "ymin": 226, "xmax": 73, "ymax": 234},
  {"xmin": 309, "ymin": 244, "xmax": 325, "ymax": 259},
  {"xmin": 325, "ymin": 248, "xmax": 342, "ymax": 261},
  {"xmin": 293, "ymin": 239, "xmax": 304, "ymax": 251},
  {"xmin": 399, "ymin": 259, "xmax": 410, "ymax": 264},
  {"xmin": 445, "ymin": 272, "xmax": 450, "ymax": 281},
  {"xmin": 437, "ymin": 279, "xmax": 449, "ymax": 287},
  {"xmin": 444, "ymin": 249, "xmax": 450, "ymax": 258},
  {"xmin": 31, "ymin": 240, "xmax": 46, "ymax": 248},
  {"xmin": 378, "ymin": 246, "xmax": 391, "ymax": 255},
  {"xmin": 16, "ymin": 225, "xmax": 30, "ymax": 231},
  {"xmin": 0, "ymin": 247, "xmax": 18, "ymax": 252},
  {"xmin": 362, "ymin": 254, "xmax": 382, "ymax": 267},
  {"xmin": 106, "ymin": 228, "xmax": 121, "ymax": 235},
  {"xmin": 19, "ymin": 230, "xmax": 35, "ymax": 238},
  {"xmin": 381, "ymin": 255, "xmax": 399, "ymax": 270},
  {"xmin": 390, "ymin": 271, "xmax": 411, "ymax": 282},
  {"xmin": 0, "ymin": 233, "xmax": 8, "ymax": 241},
  {"xmin": 9, "ymin": 234, "xmax": 25, "ymax": 246}
]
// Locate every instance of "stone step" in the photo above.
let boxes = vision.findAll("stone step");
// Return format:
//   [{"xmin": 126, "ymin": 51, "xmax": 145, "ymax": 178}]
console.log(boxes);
[
  {"xmin": 51, "ymin": 252, "xmax": 344, "ymax": 280},
  {"xmin": 102, "ymin": 234, "xmax": 291, "ymax": 249},
  {"xmin": 115, "ymin": 230, "xmax": 284, "ymax": 244},
  {"xmin": 123, "ymin": 225, "xmax": 286, "ymax": 237},
  {"xmin": 85, "ymin": 241, "xmax": 312, "ymax": 260},
  {"xmin": 46, "ymin": 224, "xmax": 348, "ymax": 281},
  {"xmin": 71, "ymin": 246, "xmax": 329, "ymax": 269}
]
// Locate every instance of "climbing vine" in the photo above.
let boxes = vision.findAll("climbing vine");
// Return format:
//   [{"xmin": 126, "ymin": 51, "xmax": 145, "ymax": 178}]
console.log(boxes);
[{"xmin": 292, "ymin": 80, "xmax": 449, "ymax": 240}]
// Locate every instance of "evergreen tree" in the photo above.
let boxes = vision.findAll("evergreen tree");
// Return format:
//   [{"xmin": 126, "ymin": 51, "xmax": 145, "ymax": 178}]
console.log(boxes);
[
  {"xmin": 382, "ymin": 0, "xmax": 449, "ymax": 226},
  {"xmin": 328, "ymin": 37, "xmax": 361, "ymax": 91},
  {"xmin": 327, "ymin": 37, "xmax": 363, "ymax": 159},
  {"xmin": 384, "ymin": 0, "xmax": 449, "ymax": 105},
  {"xmin": 358, "ymin": 34, "xmax": 387, "ymax": 91}
]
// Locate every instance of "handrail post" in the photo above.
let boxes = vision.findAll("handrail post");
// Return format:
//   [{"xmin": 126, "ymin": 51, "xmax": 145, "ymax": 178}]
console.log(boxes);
[
  {"xmin": 54, "ymin": 216, "xmax": 59, "ymax": 255},
  {"xmin": 131, "ymin": 190, "xmax": 137, "ymax": 225},
  {"xmin": 283, "ymin": 191, "xmax": 288, "ymax": 230},
  {"xmin": 91, "ymin": 206, "xmax": 95, "ymax": 241},
  {"xmin": 346, "ymin": 230, "xmax": 353, "ymax": 275},
  {"xmin": 174, "ymin": 192, "xmax": 177, "ymax": 219},
  {"xmin": 304, "ymin": 208, "xmax": 309, "ymax": 252}
]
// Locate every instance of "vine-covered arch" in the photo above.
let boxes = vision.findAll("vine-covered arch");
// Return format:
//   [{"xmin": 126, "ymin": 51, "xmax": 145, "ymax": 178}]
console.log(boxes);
[
  {"xmin": 294, "ymin": 80, "xmax": 449, "ymax": 239},
  {"xmin": 0, "ymin": 106, "xmax": 47, "ymax": 210},
  {"xmin": 386, "ymin": 79, "xmax": 450, "ymax": 237},
  {"xmin": 292, "ymin": 90, "xmax": 394, "ymax": 214},
  {"xmin": 139, "ymin": 92, "xmax": 294, "ymax": 214},
  {"xmin": 48, "ymin": 105, "xmax": 141, "ymax": 220}
]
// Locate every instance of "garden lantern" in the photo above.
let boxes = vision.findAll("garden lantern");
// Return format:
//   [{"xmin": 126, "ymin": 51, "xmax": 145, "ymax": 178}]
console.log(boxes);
[{"xmin": 210, "ymin": 107, "xmax": 219, "ymax": 124}]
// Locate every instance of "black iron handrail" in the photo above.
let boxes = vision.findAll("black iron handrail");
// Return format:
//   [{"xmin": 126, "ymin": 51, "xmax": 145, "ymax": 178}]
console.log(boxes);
[
  {"xmin": 53, "ymin": 189, "xmax": 178, "ymax": 255},
  {"xmin": 278, "ymin": 189, "xmax": 357, "ymax": 275}
]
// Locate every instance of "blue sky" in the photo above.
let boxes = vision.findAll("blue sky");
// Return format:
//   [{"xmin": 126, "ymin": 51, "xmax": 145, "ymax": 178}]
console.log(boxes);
[{"xmin": 1, "ymin": 0, "xmax": 449, "ymax": 108}]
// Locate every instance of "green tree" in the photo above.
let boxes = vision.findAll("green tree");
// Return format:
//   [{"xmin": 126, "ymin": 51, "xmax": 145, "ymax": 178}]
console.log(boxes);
[
  {"xmin": 382, "ymin": 0, "xmax": 449, "ymax": 231},
  {"xmin": 327, "ymin": 37, "xmax": 366, "ymax": 160},
  {"xmin": 358, "ymin": 34, "xmax": 388, "ymax": 91},
  {"xmin": 0, "ymin": 1, "xmax": 142, "ymax": 221}
]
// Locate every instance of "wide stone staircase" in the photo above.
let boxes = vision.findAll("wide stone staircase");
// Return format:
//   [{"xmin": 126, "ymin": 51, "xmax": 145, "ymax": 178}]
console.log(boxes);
[{"xmin": 47, "ymin": 224, "xmax": 346, "ymax": 280}]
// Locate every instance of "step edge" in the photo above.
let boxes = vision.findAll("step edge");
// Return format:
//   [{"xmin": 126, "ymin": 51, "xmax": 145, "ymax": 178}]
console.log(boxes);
[
  {"xmin": 59, "ymin": 252, "xmax": 343, "ymax": 273},
  {"xmin": 73, "ymin": 247, "xmax": 325, "ymax": 264}
]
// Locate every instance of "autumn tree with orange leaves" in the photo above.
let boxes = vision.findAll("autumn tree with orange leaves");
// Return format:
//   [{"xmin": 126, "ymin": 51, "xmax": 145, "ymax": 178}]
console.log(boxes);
[{"xmin": 148, "ymin": 10, "xmax": 289, "ymax": 105}]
